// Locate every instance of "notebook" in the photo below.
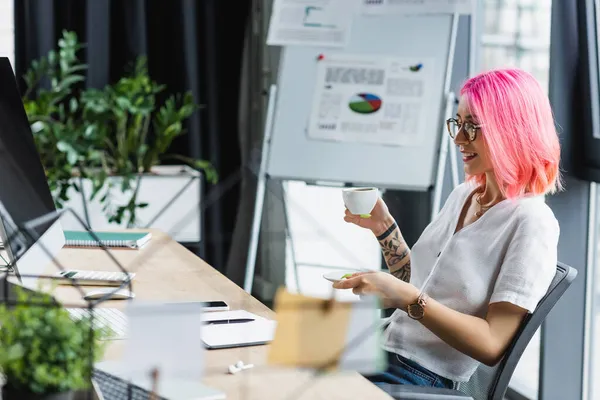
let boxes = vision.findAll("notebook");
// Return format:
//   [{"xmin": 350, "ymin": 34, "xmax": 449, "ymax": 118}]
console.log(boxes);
[
  {"xmin": 201, "ymin": 310, "xmax": 277, "ymax": 349},
  {"xmin": 64, "ymin": 230, "xmax": 152, "ymax": 249}
]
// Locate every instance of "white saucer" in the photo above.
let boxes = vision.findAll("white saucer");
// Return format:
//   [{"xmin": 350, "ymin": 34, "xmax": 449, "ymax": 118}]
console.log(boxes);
[{"xmin": 322, "ymin": 270, "xmax": 362, "ymax": 283}]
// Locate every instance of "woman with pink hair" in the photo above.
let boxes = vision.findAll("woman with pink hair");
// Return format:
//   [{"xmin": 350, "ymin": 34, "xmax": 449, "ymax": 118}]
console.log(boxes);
[{"xmin": 334, "ymin": 68, "xmax": 562, "ymax": 389}]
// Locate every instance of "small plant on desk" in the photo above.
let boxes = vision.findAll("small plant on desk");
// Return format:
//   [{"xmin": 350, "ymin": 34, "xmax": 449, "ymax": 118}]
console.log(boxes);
[{"xmin": 0, "ymin": 286, "xmax": 111, "ymax": 400}]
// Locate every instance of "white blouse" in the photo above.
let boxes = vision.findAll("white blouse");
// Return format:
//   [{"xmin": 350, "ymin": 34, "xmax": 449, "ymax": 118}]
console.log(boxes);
[{"xmin": 382, "ymin": 181, "xmax": 559, "ymax": 382}]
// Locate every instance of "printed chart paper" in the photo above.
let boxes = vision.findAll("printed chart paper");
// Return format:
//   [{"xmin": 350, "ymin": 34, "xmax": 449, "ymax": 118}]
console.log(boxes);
[
  {"xmin": 266, "ymin": 0, "xmax": 354, "ymax": 47},
  {"xmin": 308, "ymin": 54, "xmax": 435, "ymax": 147},
  {"xmin": 361, "ymin": 0, "xmax": 474, "ymax": 15}
]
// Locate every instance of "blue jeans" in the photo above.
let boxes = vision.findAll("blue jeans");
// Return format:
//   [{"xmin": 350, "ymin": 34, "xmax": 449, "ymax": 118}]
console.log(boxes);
[{"xmin": 364, "ymin": 351, "xmax": 456, "ymax": 389}]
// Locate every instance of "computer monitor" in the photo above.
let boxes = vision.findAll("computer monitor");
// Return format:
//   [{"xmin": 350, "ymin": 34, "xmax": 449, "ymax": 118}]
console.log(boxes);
[{"xmin": 0, "ymin": 57, "xmax": 65, "ymax": 287}]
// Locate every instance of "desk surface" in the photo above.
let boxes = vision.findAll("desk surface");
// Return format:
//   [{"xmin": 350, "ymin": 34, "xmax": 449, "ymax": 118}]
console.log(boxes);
[{"xmin": 48, "ymin": 230, "xmax": 392, "ymax": 400}]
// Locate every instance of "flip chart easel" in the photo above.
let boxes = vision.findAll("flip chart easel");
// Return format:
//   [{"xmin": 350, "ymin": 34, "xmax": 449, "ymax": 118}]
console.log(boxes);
[{"xmin": 244, "ymin": 11, "xmax": 473, "ymax": 293}]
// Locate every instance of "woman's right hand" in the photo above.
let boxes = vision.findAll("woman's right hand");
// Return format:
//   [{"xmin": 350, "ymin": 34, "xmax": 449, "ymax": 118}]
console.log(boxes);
[{"xmin": 344, "ymin": 197, "xmax": 396, "ymax": 236}]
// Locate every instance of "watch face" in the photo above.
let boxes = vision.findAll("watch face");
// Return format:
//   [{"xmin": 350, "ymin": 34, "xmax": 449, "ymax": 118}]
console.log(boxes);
[{"xmin": 408, "ymin": 304, "xmax": 424, "ymax": 319}]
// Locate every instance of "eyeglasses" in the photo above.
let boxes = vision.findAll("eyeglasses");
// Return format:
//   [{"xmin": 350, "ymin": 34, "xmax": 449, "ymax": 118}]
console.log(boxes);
[{"xmin": 446, "ymin": 118, "xmax": 483, "ymax": 142}]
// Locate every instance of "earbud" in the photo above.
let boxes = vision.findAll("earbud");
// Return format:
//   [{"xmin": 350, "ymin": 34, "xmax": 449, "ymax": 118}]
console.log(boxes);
[{"xmin": 228, "ymin": 360, "xmax": 254, "ymax": 374}]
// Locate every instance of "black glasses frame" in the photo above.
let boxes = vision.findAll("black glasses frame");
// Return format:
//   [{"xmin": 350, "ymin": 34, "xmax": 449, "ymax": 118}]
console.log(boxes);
[{"xmin": 446, "ymin": 118, "xmax": 483, "ymax": 142}]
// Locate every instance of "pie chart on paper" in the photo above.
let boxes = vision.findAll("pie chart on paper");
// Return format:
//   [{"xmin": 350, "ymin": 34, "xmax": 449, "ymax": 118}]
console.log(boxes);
[{"xmin": 348, "ymin": 93, "xmax": 382, "ymax": 114}]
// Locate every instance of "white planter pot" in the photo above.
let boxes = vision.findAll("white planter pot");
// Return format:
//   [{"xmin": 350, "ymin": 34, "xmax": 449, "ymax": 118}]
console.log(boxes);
[{"xmin": 58, "ymin": 165, "xmax": 202, "ymax": 243}]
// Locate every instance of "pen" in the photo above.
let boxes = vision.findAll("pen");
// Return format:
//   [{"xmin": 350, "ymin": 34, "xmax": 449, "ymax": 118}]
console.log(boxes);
[{"xmin": 205, "ymin": 318, "xmax": 255, "ymax": 325}]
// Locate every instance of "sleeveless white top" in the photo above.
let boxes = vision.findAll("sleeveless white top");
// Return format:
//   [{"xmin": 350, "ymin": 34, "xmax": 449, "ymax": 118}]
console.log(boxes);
[{"xmin": 382, "ymin": 181, "xmax": 559, "ymax": 382}]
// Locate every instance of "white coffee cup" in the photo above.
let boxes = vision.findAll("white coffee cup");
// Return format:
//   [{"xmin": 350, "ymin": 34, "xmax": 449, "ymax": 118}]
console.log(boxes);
[{"xmin": 342, "ymin": 187, "xmax": 379, "ymax": 218}]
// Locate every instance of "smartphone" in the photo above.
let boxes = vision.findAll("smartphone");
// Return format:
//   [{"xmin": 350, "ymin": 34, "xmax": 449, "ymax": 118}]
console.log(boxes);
[{"xmin": 202, "ymin": 301, "xmax": 229, "ymax": 312}]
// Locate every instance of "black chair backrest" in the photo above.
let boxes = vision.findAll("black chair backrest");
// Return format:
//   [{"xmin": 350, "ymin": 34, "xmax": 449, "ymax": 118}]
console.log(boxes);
[{"xmin": 459, "ymin": 262, "xmax": 577, "ymax": 400}]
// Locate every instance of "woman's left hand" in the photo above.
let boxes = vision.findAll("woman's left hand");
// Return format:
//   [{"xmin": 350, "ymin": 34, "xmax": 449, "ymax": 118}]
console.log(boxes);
[{"xmin": 332, "ymin": 271, "xmax": 420, "ymax": 310}]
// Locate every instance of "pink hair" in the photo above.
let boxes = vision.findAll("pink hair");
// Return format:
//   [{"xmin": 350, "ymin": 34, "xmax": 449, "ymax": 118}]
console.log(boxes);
[{"xmin": 459, "ymin": 68, "xmax": 562, "ymax": 199}]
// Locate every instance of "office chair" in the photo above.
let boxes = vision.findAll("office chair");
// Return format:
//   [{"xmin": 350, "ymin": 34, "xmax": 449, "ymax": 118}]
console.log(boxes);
[{"xmin": 382, "ymin": 262, "xmax": 577, "ymax": 400}]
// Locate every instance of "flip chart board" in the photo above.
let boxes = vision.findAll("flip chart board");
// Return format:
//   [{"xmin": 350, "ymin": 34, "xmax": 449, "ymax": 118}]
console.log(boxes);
[{"xmin": 266, "ymin": 13, "xmax": 458, "ymax": 191}]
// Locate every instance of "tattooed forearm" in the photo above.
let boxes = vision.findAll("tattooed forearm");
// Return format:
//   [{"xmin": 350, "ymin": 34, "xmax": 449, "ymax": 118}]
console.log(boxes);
[
  {"xmin": 376, "ymin": 221, "xmax": 411, "ymax": 282},
  {"xmin": 388, "ymin": 247, "xmax": 409, "ymax": 266},
  {"xmin": 392, "ymin": 260, "xmax": 411, "ymax": 282}
]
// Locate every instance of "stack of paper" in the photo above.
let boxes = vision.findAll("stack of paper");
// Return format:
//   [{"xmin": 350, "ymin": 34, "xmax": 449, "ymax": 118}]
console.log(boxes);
[{"xmin": 201, "ymin": 310, "xmax": 277, "ymax": 349}]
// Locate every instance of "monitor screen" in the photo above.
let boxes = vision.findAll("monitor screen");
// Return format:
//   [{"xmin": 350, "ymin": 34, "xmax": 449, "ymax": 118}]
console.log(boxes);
[{"xmin": 0, "ymin": 58, "xmax": 59, "ymax": 259}]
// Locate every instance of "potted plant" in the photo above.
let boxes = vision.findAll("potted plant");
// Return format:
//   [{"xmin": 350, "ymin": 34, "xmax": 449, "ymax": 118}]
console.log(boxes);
[
  {"xmin": 21, "ymin": 30, "xmax": 217, "ymax": 242},
  {"xmin": 0, "ymin": 286, "xmax": 109, "ymax": 399}
]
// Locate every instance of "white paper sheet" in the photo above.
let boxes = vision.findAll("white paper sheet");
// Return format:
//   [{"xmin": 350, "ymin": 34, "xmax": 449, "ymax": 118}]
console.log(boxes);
[
  {"xmin": 361, "ymin": 0, "xmax": 474, "ymax": 15},
  {"xmin": 266, "ymin": 0, "xmax": 355, "ymax": 47},
  {"xmin": 122, "ymin": 302, "xmax": 205, "ymax": 380},
  {"xmin": 201, "ymin": 310, "xmax": 277, "ymax": 349},
  {"xmin": 307, "ymin": 54, "xmax": 436, "ymax": 147}
]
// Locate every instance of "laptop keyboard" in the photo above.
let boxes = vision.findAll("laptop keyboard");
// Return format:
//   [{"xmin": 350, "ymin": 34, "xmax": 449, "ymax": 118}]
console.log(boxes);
[
  {"xmin": 66, "ymin": 307, "xmax": 128, "ymax": 339},
  {"xmin": 93, "ymin": 368, "xmax": 168, "ymax": 400}
]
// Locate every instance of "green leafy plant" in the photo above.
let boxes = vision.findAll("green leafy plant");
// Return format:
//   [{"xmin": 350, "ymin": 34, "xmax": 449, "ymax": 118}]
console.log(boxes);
[
  {"xmin": 22, "ymin": 30, "xmax": 217, "ymax": 227},
  {"xmin": 0, "ymin": 287, "xmax": 110, "ymax": 396}
]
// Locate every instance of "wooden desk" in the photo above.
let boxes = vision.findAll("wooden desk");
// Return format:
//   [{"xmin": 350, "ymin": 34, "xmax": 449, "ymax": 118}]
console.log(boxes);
[{"xmin": 49, "ymin": 230, "xmax": 392, "ymax": 400}]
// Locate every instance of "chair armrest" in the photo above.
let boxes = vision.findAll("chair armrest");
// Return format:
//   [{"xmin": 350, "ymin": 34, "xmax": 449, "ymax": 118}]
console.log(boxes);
[{"xmin": 383, "ymin": 385, "xmax": 474, "ymax": 400}]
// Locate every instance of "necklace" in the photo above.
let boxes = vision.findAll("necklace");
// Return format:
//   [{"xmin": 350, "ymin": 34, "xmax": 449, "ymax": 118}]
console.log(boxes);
[{"xmin": 474, "ymin": 190, "xmax": 496, "ymax": 218}]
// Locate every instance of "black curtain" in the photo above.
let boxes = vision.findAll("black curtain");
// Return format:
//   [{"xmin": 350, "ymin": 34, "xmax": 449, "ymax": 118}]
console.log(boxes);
[{"xmin": 15, "ymin": 0, "xmax": 252, "ymax": 272}]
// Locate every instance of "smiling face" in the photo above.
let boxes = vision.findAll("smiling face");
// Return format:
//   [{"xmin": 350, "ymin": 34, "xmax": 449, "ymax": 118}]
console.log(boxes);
[{"xmin": 452, "ymin": 98, "xmax": 494, "ymax": 176}]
